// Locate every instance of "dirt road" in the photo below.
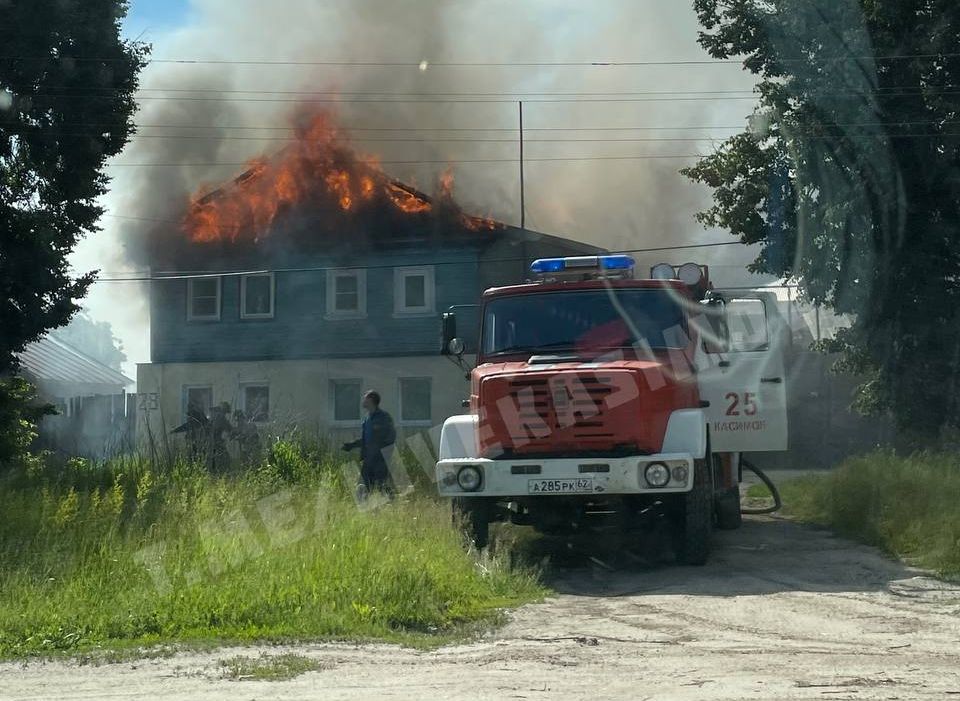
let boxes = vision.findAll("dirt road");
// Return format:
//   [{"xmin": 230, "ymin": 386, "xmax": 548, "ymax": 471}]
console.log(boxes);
[{"xmin": 2, "ymin": 515, "xmax": 959, "ymax": 701}]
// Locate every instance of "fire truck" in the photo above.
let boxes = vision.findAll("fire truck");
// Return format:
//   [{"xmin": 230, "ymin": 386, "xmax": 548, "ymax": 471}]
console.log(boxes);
[{"xmin": 436, "ymin": 254, "xmax": 787, "ymax": 564}]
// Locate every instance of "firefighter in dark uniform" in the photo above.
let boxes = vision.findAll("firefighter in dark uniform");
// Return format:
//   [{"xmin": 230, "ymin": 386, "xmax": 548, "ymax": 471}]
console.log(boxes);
[
  {"xmin": 208, "ymin": 401, "xmax": 234, "ymax": 472},
  {"xmin": 186, "ymin": 400, "xmax": 209, "ymax": 460},
  {"xmin": 342, "ymin": 390, "xmax": 396, "ymax": 494},
  {"xmin": 170, "ymin": 400, "xmax": 209, "ymax": 461}
]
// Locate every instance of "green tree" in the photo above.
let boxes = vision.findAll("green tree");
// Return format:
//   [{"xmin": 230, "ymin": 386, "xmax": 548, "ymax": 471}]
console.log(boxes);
[
  {"xmin": 0, "ymin": 0, "xmax": 146, "ymax": 372},
  {"xmin": 683, "ymin": 0, "xmax": 960, "ymax": 439},
  {"xmin": 54, "ymin": 311, "xmax": 127, "ymax": 372},
  {"xmin": 0, "ymin": 1, "xmax": 146, "ymax": 466}
]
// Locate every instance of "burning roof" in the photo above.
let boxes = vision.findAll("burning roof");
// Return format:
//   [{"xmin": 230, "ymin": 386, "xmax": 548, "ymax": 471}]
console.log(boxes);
[{"xmin": 181, "ymin": 109, "xmax": 501, "ymax": 246}]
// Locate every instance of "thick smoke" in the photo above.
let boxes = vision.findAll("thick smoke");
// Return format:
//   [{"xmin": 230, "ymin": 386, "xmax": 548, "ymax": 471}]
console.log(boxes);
[
  {"xmin": 84, "ymin": 0, "xmax": 761, "ymax": 368},
  {"xmin": 111, "ymin": 0, "xmax": 757, "ymax": 265}
]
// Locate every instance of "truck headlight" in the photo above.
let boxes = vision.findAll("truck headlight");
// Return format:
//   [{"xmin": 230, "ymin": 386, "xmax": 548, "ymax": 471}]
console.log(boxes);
[
  {"xmin": 671, "ymin": 464, "xmax": 689, "ymax": 484},
  {"xmin": 644, "ymin": 462, "xmax": 670, "ymax": 488},
  {"xmin": 457, "ymin": 465, "xmax": 483, "ymax": 491}
]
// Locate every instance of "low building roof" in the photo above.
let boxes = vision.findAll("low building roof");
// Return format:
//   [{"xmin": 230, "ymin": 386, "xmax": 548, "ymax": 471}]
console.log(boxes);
[{"xmin": 18, "ymin": 335, "xmax": 132, "ymax": 392}]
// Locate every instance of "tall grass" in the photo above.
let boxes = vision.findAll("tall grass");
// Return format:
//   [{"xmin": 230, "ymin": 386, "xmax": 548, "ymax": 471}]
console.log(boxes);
[
  {"xmin": 775, "ymin": 450, "xmax": 960, "ymax": 578},
  {"xmin": 0, "ymin": 441, "xmax": 542, "ymax": 658}
]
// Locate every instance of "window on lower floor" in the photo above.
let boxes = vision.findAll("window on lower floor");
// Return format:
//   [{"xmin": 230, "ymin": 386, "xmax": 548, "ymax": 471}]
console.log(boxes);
[
  {"xmin": 331, "ymin": 378, "xmax": 362, "ymax": 423},
  {"xmin": 241, "ymin": 273, "xmax": 274, "ymax": 319},
  {"xmin": 399, "ymin": 377, "xmax": 432, "ymax": 424},
  {"xmin": 183, "ymin": 385, "xmax": 213, "ymax": 421},
  {"xmin": 241, "ymin": 384, "xmax": 270, "ymax": 422},
  {"xmin": 187, "ymin": 277, "xmax": 221, "ymax": 321}
]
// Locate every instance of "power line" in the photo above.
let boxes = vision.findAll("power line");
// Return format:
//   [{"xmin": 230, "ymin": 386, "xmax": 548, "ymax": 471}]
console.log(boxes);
[
  {"xmin": 15, "ymin": 89, "xmax": 960, "ymax": 105},
  {"xmin": 90, "ymin": 241, "xmax": 749, "ymax": 281},
  {"xmin": 9, "ymin": 83, "xmax": 959, "ymax": 98},
  {"xmin": 9, "ymin": 130, "xmax": 959, "ymax": 144},
  {"xmin": 102, "ymin": 155, "xmax": 705, "ymax": 168},
  {"xmin": 4, "ymin": 120, "xmax": 951, "ymax": 132},
  {"xmin": 3, "ymin": 52, "xmax": 959, "ymax": 67},
  {"xmin": 11, "ymin": 130, "xmax": 960, "ymax": 145},
  {"xmin": 16, "ymin": 92, "xmax": 767, "ymax": 104}
]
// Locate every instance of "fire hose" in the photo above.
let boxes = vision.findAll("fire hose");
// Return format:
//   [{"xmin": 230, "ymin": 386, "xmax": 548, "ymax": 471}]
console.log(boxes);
[{"xmin": 739, "ymin": 457, "xmax": 783, "ymax": 515}]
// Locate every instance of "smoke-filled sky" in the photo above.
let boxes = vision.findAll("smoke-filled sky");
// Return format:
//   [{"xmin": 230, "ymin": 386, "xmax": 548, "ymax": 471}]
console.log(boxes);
[{"xmin": 71, "ymin": 0, "xmax": 766, "ymax": 379}]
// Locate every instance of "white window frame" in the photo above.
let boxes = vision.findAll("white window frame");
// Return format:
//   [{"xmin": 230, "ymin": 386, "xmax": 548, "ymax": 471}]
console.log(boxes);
[
  {"xmin": 397, "ymin": 376, "xmax": 433, "ymax": 426},
  {"xmin": 182, "ymin": 384, "xmax": 213, "ymax": 421},
  {"xmin": 393, "ymin": 265, "xmax": 435, "ymax": 316},
  {"xmin": 239, "ymin": 382, "xmax": 270, "ymax": 422},
  {"xmin": 187, "ymin": 277, "xmax": 221, "ymax": 321},
  {"xmin": 325, "ymin": 269, "xmax": 367, "ymax": 319},
  {"xmin": 329, "ymin": 378, "xmax": 363, "ymax": 426},
  {"xmin": 240, "ymin": 273, "xmax": 275, "ymax": 320}
]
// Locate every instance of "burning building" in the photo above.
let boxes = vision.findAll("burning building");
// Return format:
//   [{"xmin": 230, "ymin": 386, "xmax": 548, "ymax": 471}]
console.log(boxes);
[{"xmin": 136, "ymin": 109, "xmax": 603, "ymax": 445}]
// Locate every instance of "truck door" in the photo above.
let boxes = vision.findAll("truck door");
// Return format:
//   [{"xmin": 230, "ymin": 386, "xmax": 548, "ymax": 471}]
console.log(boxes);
[{"xmin": 694, "ymin": 291, "xmax": 788, "ymax": 452}]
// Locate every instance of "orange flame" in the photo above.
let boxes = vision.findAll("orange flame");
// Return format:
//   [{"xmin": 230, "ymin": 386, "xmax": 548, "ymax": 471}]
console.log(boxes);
[
  {"xmin": 438, "ymin": 167, "xmax": 454, "ymax": 200},
  {"xmin": 182, "ymin": 109, "xmax": 501, "ymax": 243}
]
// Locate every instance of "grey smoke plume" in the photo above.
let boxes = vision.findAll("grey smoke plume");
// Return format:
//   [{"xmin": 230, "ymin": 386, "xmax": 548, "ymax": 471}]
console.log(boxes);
[
  {"xmin": 85, "ymin": 0, "xmax": 761, "ymax": 371},
  {"xmin": 110, "ymin": 0, "xmax": 758, "ymax": 265}
]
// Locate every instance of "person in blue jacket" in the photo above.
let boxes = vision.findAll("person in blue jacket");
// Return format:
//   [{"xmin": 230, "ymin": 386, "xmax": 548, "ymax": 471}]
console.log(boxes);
[{"xmin": 342, "ymin": 389, "xmax": 397, "ymax": 493}]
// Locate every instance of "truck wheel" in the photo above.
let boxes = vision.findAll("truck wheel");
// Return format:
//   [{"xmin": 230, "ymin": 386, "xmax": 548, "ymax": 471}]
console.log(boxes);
[
  {"xmin": 452, "ymin": 498, "xmax": 491, "ymax": 549},
  {"xmin": 672, "ymin": 459, "xmax": 713, "ymax": 565},
  {"xmin": 715, "ymin": 485, "xmax": 743, "ymax": 530}
]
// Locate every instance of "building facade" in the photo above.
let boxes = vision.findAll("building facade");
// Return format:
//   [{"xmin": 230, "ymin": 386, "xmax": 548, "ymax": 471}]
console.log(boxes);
[
  {"xmin": 137, "ymin": 227, "xmax": 603, "ymax": 447},
  {"xmin": 19, "ymin": 335, "xmax": 133, "ymax": 457}
]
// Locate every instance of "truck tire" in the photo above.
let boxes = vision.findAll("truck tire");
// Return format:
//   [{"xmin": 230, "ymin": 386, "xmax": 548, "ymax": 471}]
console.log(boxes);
[
  {"xmin": 715, "ymin": 485, "xmax": 743, "ymax": 530},
  {"xmin": 452, "ymin": 498, "xmax": 491, "ymax": 549},
  {"xmin": 672, "ymin": 458, "xmax": 713, "ymax": 565}
]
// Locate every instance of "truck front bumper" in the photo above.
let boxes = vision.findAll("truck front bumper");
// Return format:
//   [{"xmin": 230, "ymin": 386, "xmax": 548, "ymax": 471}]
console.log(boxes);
[{"xmin": 436, "ymin": 453, "xmax": 694, "ymax": 498}]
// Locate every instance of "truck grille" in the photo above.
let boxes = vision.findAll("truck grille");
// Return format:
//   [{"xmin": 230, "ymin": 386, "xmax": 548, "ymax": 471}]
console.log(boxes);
[
  {"xmin": 479, "ymin": 370, "xmax": 645, "ymax": 456},
  {"xmin": 508, "ymin": 375, "xmax": 616, "ymax": 438}
]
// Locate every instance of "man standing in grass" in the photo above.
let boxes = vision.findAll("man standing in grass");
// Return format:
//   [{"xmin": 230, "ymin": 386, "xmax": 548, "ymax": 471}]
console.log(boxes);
[{"xmin": 342, "ymin": 390, "xmax": 397, "ymax": 495}]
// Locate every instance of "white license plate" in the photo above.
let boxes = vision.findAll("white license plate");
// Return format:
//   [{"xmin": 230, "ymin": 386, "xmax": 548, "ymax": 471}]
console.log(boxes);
[{"xmin": 527, "ymin": 478, "xmax": 594, "ymax": 494}]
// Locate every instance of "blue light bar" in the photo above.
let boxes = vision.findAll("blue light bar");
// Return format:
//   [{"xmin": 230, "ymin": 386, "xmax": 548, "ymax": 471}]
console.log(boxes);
[
  {"xmin": 530, "ymin": 254, "xmax": 636, "ymax": 276},
  {"xmin": 530, "ymin": 258, "xmax": 567, "ymax": 274},
  {"xmin": 599, "ymin": 254, "xmax": 635, "ymax": 270}
]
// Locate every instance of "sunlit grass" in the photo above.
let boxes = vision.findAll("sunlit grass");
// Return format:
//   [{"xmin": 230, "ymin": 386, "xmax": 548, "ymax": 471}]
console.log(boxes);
[
  {"xmin": 768, "ymin": 450, "xmax": 960, "ymax": 579},
  {"xmin": 0, "ymin": 442, "xmax": 543, "ymax": 658}
]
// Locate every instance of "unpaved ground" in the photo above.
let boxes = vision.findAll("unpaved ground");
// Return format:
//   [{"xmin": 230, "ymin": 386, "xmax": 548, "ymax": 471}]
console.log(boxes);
[{"xmin": 2, "ymin": 516, "xmax": 959, "ymax": 701}]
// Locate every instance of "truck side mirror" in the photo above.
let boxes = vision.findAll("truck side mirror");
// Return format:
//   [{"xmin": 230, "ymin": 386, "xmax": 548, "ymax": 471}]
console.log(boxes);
[{"xmin": 441, "ymin": 312, "xmax": 459, "ymax": 355}]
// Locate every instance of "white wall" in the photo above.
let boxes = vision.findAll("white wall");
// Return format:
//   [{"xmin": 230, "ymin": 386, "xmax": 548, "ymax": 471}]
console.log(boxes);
[{"xmin": 136, "ymin": 355, "xmax": 471, "ymax": 446}]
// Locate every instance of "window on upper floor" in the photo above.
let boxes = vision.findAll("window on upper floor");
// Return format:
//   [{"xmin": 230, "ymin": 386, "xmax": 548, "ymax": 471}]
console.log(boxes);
[
  {"xmin": 398, "ymin": 377, "xmax": 432, "ymax": 424},
  {"xmin": 394, "ymin": 265, "xmax": 435, "ymax": 315},
  {"xmin": 330, "ymin": 378, "xmax": 362, "ymax": 423},
  {"xmin": 187, "ymin": 277, "xmax": 221, "ymax": 321},
  {"xmin": 241, "ymin": 273, "xmax": 274, "ymax": 319},
  {"xmin": 326, "ymin": 269, "xmax": 367, "ymax": 318},
  {"xmin": 240, "ymin": 383, "xmax": 270, "ymax": 422}
]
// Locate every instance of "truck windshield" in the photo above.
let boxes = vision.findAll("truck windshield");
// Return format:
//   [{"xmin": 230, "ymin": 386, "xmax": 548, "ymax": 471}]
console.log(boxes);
[{"xmin": 481, "ymin": 288, "xmax": 687, "ymax": 357}]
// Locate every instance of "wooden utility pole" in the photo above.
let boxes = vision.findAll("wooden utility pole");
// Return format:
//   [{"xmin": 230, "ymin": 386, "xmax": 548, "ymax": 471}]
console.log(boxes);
[{"xmin": 519, "ymin": 100, "xmax": 525, "ymax": 230}]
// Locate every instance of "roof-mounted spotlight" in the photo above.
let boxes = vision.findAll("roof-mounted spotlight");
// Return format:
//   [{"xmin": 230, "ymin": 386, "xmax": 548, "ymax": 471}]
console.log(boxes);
[
  {"xmin": 677, "ymin": 262, "xmax": 704, "ymax": 286},
  {"xmin": 649, "ymin": 262, "xmax": 711, "ymax": 298},
  {"xmin": 651, "ymin": 263, "xmax": 676, "ymax": 280}
]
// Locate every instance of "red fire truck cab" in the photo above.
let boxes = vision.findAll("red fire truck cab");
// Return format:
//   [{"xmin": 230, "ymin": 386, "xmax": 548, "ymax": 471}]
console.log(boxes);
[{"xmin": 437, "ymin": 255, "xmax": 787, "ymax": 564}]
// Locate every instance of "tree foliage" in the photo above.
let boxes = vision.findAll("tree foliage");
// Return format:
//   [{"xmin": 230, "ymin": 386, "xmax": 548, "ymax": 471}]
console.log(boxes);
[
  {"xmin": 683, "ymin": 0, "xmax": 960, "ymax": 437},
  {"xmin": 0, "ymin": 0, "xmax": 147, "ymax": 373},
  {"xmin": 53, "ymin": 311, "xmax": 127, "ymax": 371},
  {"xmin": 0, "ymin": 377, "xmax": 53, "ymax": 470}
]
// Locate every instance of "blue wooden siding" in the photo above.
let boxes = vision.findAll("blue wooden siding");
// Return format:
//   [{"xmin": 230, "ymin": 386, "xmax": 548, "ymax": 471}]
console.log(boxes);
[{"xmin": 151, "ymin": 248, "xmax": 481, "ymax": 363}]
